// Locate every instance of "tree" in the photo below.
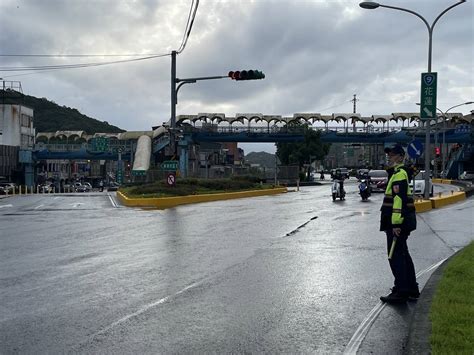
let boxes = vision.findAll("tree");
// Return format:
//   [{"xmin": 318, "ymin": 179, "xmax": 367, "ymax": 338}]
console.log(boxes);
[{"xmin": 276, "ymin": 123, "xmax": 331, "ymax": 180}]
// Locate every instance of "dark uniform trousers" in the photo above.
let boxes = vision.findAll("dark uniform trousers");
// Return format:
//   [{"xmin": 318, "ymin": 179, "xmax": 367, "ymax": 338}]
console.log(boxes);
[{"xmin": 385, "ymin": 229, "xmax": 417, "ymax": 293}]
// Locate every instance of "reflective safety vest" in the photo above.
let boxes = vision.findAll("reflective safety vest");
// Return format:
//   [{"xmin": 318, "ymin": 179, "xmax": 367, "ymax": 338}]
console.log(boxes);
[{"xmin": 380, "ymin": 164, "xmax": 416, "ymax": 230}]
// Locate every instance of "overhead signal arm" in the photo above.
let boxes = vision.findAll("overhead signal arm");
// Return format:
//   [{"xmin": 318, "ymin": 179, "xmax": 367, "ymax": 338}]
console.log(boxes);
[{"xmin": 175, "ymin": 70, "xmax": 265, "ymax": 100}]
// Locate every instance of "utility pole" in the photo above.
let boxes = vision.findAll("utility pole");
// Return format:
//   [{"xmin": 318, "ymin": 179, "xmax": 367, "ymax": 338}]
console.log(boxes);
[
  {"xmin": 170, "ymin": 50, "xmax": 177, "ymax": 158},
  {"xmin": 351, "ymin": 94, "xmax": 358, "ymax": 113},
  {"xmin": 351, "ymin": 94, "xmax": 358, "ymax": 132}
]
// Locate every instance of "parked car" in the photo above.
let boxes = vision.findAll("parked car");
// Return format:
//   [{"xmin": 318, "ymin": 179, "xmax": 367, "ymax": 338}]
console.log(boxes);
[
  {"xmin": 410, "ymin": 170, "xmax": 433, "ymax": 196},
  {"xmin": 39, "ymin": 183, "xmax": 55, "ymax": 193},
  {"xmin": 368, "ymin": 169, "xmax": 388, "ymax": 192},
  {"xmin": 74, "ymin": 182, "xmax": 91, "ymax": 192},
  {"xmin": 75, "ymin": 185, "xmax": 89, "ymax": 193}
]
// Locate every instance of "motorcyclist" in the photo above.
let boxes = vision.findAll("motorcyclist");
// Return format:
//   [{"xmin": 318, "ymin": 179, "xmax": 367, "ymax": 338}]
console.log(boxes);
[
  {"xmin": 361, "ymin": 171, "xmax": 371, "ymax": 191},
  {"xmin": 362, "ymin": 170, "xmax": 370, "ymax": 182},
  {"xmin": 358, "ymin": 171, "xmax": 371, "ymax": 199},
  {"xmin": 320, "ymin": 170, "xmax": 325, "ymax": 180},
  {"xmin": 333, "ymin": 169, "xmax": 345, "ymax": 195}
]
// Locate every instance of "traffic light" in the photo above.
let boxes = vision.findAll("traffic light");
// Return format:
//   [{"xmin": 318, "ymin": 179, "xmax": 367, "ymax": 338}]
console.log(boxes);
[
  {"xmin": 228, "ymin": 70, "xmax": 265, "ymax": 81},
  {"xmin": 435, "ymin": 147, "xmax": 441, "ymax": 158}
]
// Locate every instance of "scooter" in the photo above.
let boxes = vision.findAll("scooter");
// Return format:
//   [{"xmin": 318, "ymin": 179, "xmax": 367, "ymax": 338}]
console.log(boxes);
[
  {"xmin": 359, "ymin": 179, "xmax": 371, "ymax": 201},
  {"xmin": 331, "ymin": 179, "xmax": 345, "ymax": 201}
]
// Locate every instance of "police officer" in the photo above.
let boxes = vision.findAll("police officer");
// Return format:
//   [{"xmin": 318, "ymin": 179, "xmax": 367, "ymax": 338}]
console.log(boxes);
[{"xmin": 380, "ymin": 144, "xmax": 419, "ymax": 303}]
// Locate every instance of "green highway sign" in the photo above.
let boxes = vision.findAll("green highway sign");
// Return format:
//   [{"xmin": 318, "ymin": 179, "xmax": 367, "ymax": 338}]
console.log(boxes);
[
  {"xmin": 117, "ymin": 169, "xmax": 124, "ymax": 184},
  {"xmin": 91, "ymin": 137, "xmax": 110, "ymax": 152},
  {"xmin": 161, "ymin": 160, "xmax": 178, "ymax": 171},
  {"xmin": 132, "ymin": 170, "xmax": 146, "ymax": 176},
  {"xmin": 420, "ymin": 72, "xmax": 437, "ymax": 120}
]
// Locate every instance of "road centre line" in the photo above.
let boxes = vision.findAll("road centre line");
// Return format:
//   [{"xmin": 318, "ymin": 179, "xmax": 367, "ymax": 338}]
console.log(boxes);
[
  {"xmin": 91, "ymin": 281, "xmax": 201, "ymax": 339},
  {"xmin": 108, "ymin": 194, "xmax": 118, "ymax": 208},
  {"xmin": 343, "ymin": 257, "xmax": 448, "ymax": 355}
]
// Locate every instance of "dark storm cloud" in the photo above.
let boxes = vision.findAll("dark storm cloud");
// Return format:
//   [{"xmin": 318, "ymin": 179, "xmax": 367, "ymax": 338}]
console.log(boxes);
[{"xmin": 1, "ymin": 0, "xmax": 472, "ymax": 141}]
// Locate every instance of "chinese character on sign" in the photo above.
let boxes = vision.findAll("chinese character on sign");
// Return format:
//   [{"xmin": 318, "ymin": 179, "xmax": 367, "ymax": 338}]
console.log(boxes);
[{"xmin": 424, "ymin": 97, "xmax": 433, "ymax": 105}]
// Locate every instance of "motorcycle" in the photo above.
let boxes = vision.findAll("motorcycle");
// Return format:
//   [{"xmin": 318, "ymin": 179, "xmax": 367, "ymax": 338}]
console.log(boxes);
[
  {"xmin": 359, "ymin": 179, "xmax": 371, "ymax": 201},
  {"xmin": 331, "ymin": 179, "xmax": 345, "ymax": 201}
]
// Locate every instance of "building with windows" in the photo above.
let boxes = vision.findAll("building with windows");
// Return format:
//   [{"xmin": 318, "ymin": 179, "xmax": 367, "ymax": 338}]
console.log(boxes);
[{"xmin": 0, "ymin": 103, "xmax": 35, "ymax": 182}]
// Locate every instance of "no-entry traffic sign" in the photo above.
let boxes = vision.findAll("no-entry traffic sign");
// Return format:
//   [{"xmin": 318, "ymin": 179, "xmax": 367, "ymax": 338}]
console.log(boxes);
[{"xmin": 166, "ymin": 172, "xmax": 176, "ymax": 187}]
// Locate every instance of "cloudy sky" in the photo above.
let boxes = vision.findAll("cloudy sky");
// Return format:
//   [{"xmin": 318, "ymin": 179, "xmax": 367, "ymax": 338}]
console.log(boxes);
[{"xmin": 1, "ymin": 0, "xmax": 472, "ymax": 154}]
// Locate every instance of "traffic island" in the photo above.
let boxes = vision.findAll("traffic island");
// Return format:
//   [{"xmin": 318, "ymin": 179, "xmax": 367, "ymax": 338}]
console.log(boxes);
[
  {"xmin": 430, "ymin": 191, "xmax": 466, "ymax": 209},
  {"xmin": 117, "ymin": 187, "xmax": 288, "ymax": 209},
  {"xmin": 414, "ymin": 199, "xmax": 433, "ymax": 213},
  {"xmin": 414, "ymin": 191, "xmax": 467, "ymax": 213}
]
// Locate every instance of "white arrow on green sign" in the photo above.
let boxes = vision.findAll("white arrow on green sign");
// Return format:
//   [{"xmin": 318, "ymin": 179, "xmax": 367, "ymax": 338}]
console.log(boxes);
[{"xmin": 420, "ymin": 72, "xmax": 437, "ymax": 120}]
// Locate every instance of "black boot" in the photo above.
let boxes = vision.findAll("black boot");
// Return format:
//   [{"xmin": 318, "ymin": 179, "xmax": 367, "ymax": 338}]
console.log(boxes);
[
  {"xmin": 407, "ymin": 288, "xmax": 420, "ymax": 301},
  {"xmin": 380, "ymin": 291, "xmax": 408, "ymax": 303}
]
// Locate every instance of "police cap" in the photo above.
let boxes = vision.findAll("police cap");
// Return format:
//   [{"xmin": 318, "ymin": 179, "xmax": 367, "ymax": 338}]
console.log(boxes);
[{"xmin": 384, "ymin": 144, "xmax": 405, "ymax": 156}]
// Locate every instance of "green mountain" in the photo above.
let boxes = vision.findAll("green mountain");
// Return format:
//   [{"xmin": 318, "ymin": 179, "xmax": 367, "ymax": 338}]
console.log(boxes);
[
  {"xmin": 245, "ymin": 151, "xmax": 279, "ymax": 169},
  {"xmin": 1, "ymin": 89, "xmax": 125, "ymax": 133}
]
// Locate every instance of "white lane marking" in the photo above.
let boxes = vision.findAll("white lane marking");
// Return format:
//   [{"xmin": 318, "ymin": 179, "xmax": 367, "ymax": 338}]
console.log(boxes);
[
  {"xmin": 108, "ymin": 194, "xmax": 118, "ymax": 208},
  {"xmin": 34, "ymin": 204, "xmax": 44, "ymax": 210},
  {"xmin": 343, "ymin": 258, "xmax": 448, "ymax": 355},
  {"xmin": 0, "ymin": 204, "xmax": 13, "ymax": 209},
  {"xmin": 92, "ymin": 281, "xmax": 201, "ymax": 338},
  {"xmin": 54, "ymin": 197, "xmax": 59, "ymax": 200}
]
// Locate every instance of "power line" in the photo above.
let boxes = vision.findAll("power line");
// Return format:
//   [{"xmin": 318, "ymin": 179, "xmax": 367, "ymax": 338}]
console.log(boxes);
[
  {"xmin": 317, "ymin": 100, "xmax": 352, "ymax": 112},
  {"xmin": 0, "ymin": 53, "xmax": 170, "ymax": 72},
  {"xmin": 177, "ymin": 0, "xmax": 200, "ymax": 54},
  {"xmin": 1, "ymin": 0, "xmax": 199, "ymax": 72},
  {"xmin": 0, "ymin": 53, "xmax": 166, "ymax": 58},
  {"xmin": 178, "ymin": 0, "xmax": 195, "ymax": 53}
]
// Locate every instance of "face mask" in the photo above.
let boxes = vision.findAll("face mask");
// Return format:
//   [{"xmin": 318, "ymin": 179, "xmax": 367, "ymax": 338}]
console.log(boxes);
[{"xmin": 386, "ymin": 155, "xmax": 403, "ymax": 168}]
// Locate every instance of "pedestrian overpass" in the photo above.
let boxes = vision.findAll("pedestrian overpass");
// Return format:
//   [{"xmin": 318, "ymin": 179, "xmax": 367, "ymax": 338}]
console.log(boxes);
[
  {"xmin": 33, "ymin": 111, "xmax": 472, "ymax": 179},
  {"xmin": 185, "ymin": 125, "xmax": 473, "ymax": 144}
]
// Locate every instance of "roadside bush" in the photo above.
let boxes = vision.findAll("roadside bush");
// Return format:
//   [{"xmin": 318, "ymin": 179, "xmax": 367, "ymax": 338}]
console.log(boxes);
[{"xmin": 123, "ymin": 177, "xmax": 271, "ymax": 197}]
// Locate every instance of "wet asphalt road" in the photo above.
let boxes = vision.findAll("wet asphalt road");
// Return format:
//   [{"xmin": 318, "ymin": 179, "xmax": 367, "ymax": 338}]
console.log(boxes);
[{"xmin": 0, "ymin": 181, "xmax": 472, "ymax": 354}]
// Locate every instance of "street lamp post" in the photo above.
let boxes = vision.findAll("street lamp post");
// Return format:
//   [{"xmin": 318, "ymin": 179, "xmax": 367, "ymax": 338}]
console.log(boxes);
[
  {"xmin": 439, "ymin": 101, "xmax": 474, "ymax": 177},
  {"xmin": 359, "ymin": 0, "xmax": 466, "ymax": 199},
  {"xmin": 416, "ymin": 101, "xmax": 473, "ymax": 177}
]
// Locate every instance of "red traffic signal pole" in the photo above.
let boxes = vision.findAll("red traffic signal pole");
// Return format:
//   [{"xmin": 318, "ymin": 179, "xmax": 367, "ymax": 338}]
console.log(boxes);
[
  {"xmin": 170, "ymin": 51, "xmax": 266, "ymax": 177},
  {"xmin": 170, "ymin": 51, "xmax": 227, "ymax": 157},
  {"xmin": 170, "ymin": 51, "xmax": 265, "ymax": 158}
]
